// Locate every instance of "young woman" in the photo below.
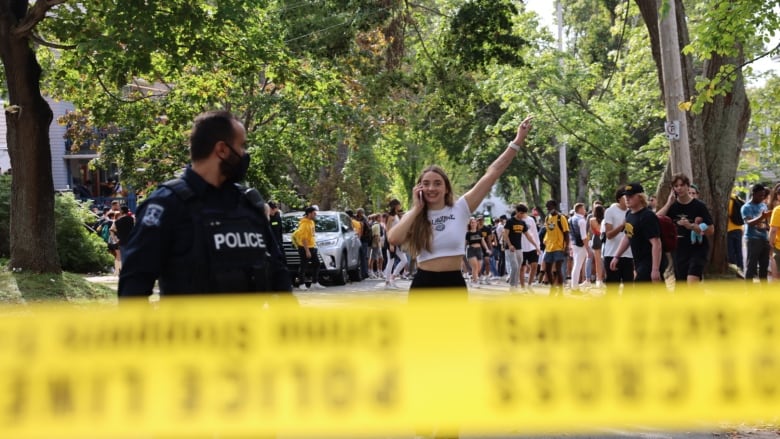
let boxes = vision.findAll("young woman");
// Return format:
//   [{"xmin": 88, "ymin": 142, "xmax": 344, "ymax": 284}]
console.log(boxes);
[
  {"xmin": 387, "ymin": 116, "xmax": 533, "ymax": 295},
  {"xmin": 383, "ymin": 199, "xmax": 408, "ymax": 288},
  {"xmin": 466, "ymin": 218, "xmax": 491, "ymax": 289},
  {"xmin": 588, "ymin": 204, "xmax": 605, "ymax": 288}
]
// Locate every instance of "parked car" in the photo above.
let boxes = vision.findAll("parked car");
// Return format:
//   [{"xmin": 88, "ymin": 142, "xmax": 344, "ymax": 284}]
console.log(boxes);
[{"xmin": 281, "ymin": 211, "xmax": 362, "ymax": 286}]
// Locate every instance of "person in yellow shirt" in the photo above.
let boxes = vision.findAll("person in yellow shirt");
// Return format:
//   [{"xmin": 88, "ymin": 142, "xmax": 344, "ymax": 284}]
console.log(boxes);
[
  {"xmin": 768, "ymin": 184, "xmax": 780, "ymax": 281},
  {"xmin": 542, "ymin": 199, "xmax": 569, "ymax": 296},
  {"xmin": 294, "ymin": 206, "xmax": 325, "ymax": 290},
  {"xmin": 727, "ymin": 193, "xmax": 745, "ymax": 275}
]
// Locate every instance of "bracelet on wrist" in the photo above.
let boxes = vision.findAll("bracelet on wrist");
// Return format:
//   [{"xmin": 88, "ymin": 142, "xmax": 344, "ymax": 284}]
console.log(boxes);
[{"xmin": 508, "ymin": 141, "xmax": 521, "ymax": 151}]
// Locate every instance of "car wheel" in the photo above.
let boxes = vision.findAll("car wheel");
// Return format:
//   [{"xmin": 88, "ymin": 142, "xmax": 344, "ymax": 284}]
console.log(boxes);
[{"xmin": 333, "ymin": 253, "xmax": 348, "ymax": 285}]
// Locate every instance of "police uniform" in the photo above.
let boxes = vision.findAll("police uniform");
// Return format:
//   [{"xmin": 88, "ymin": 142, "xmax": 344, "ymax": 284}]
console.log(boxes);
[{"xmin": 118, "ymin": 166, "xmax": 292, "ymax": 297}]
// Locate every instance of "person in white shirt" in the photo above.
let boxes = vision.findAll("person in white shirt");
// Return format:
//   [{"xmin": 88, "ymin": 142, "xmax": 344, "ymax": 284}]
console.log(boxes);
[
  {"xmin": 602, "ymin": 186, "xmax": 633, "ymax": 293},
  {"xmin": 569, "ymin": 203, "xmax": 591, "ymax": 292},
  {"xmin": 387, "ymin": 116, "xmax": 533, "ymax": 297},
  {"xmin": 518, "ymin": 204, "xmax": 541, "ymax": 291}
]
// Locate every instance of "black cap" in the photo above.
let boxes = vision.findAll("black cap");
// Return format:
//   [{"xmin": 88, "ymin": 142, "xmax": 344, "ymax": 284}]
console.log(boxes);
[{"xmin": 621, "ymin": 182, "xmax": 645, "ymax": 196}]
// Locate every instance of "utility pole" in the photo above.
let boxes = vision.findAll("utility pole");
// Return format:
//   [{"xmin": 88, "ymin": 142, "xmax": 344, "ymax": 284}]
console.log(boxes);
[
  {"xmin": 556, "ymin": 0, "xmax": 569, "ymax": 213},
  {"xmin": 657, "ymin": 0, "xmax": 692, "ymax": 178}
]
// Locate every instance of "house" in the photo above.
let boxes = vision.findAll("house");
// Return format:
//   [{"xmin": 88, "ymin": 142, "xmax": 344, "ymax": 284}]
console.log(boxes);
[{"xmin": 0, "ymin": 97, "xmax": 118, "ymax": 198}]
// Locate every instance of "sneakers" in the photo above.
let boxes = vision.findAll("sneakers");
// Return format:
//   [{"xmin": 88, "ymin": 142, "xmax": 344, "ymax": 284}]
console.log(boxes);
[
  {"xmin": 311, "ymin": 283, "xmax": 326, "ymax": 290},
  {"xmin": 299, "ymin": 284, "xmax": 309, "ymax": 291}
]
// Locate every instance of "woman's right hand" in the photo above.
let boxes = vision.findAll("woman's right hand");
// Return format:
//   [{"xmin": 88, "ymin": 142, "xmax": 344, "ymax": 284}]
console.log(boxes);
[{"xmin": 413, "ymin": 184, "xmax": 425, "ymax": 209}]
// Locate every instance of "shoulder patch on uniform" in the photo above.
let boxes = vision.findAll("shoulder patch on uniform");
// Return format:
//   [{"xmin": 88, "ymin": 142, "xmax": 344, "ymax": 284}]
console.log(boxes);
[{"xmin": 142, "ymin": 204, "xmax": 165, "ymax": 227}]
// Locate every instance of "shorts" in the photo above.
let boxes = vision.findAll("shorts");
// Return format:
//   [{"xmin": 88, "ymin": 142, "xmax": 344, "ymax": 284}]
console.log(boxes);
[
  {"xmin": 543, "ymin": 250, "xmax": 566, "ymax": 264},
  {"xmin": 467, "ymin": 247, "xmax": 483, "ymax": 260},
  {"xmin": 368, "ymin": 246, "xmax": 382, "ymax": 259},
  {"xmin": 672, "ymin": 248, "xmax": 707, "ymax": 280},
  {"xmin": 591, "ymin": 234, "xmax": 602, "ymax": 251},
  {"xmin": 522, "ymin": 250, "xmax": 538, "ymax": 265},
  {"xmin": 409, "ymin": 269, "xmax": 467, "ymax": 300}
]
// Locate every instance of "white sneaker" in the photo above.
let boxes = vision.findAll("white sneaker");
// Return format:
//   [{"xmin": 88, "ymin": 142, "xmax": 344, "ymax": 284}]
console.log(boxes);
[
  {"xmin": 471, "ymin": 281, "xmax": 481, "ymax": 289},
  {"xmin": 311, "ymin": 283, "xmax": 326, "ymax": 289},
  {"xmin": 299, "ymin": 284, "xmax": 309, "ymax": 291}
]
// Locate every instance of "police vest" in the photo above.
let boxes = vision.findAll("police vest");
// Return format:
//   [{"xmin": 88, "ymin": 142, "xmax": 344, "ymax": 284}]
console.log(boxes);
[{"xmin": 158, "ymin": 178, "xmax": 274, "ymax": 295}]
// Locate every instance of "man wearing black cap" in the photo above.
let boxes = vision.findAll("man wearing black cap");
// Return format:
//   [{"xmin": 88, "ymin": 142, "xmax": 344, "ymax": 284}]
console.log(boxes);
[{"xmin": 610, "ymin": 182, "xmax": 666, "ymax": 284}]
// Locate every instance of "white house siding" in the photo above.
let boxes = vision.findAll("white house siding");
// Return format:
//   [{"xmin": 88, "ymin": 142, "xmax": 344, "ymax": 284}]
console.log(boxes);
[
  {"xmin": 0, "ymin": 98, "xmax": 74, "ymax": 189},
  {"xmin": 0, "ymin": 110, "xmax": 8, "ymax": 173},
  {"xmin": 48, "ymin": 99, "xmax": 75, "ymax": 190}
]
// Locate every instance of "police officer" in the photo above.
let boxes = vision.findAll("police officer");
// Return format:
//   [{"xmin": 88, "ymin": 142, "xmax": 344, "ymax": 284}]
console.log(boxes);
[{"xmin": 118, "ymin": 110, "xmax": 292, "ymax": 298}]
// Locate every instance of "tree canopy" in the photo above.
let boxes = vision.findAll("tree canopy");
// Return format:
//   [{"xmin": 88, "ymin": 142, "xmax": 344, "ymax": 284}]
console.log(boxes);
[{"xmin": 2, "ymin": 0, "xmax": 780, "ymax": 273}]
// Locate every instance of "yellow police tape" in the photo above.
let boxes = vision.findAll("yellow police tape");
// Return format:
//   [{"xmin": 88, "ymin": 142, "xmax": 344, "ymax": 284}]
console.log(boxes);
[{"xmin": 1, "ymin": 282, "xmax": 779, "ymax": 438}]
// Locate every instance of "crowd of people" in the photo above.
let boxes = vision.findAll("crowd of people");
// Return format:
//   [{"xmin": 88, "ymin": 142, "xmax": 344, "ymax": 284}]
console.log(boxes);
[
  {"xmin": 333, "ymin": 170, "xmax": 779, "ymax": 296},
  {"xmin": 110, "ymin": 110, "xmax": 775, "ymax": 302}
]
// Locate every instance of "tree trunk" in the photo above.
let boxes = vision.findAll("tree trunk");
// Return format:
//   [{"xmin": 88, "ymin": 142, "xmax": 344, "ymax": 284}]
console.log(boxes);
[
  {"xmin": 0, "ymin": 3, "xmax": 61, "ymax": 273},
  {"xmin": 636, "ymin": 0, "xmax": 749, "ymax": 275}
]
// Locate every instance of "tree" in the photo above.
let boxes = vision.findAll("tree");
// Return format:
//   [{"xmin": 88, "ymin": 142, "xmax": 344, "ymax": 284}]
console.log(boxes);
[
  {"xmin": 0, "ymin": 0, "xmax": 62, "ymax": 272},
  {"xmin": 2, "ymin": 0, "xmax": 295, "ymax": 273},
  {"xmin": 635, "ymin": 0, "xmax": 764, "ymax": 273}
]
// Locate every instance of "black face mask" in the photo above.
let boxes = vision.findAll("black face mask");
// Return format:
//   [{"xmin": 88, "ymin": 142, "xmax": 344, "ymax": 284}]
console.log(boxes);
[{"xmin": 220, "ymin": 143, "xmax": 250, "ymax": 184}]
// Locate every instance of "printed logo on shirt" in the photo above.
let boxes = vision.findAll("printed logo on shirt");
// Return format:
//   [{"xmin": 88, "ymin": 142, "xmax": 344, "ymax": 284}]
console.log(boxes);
[
  {"xmin": 431, "ymin": 214, "xmax": 456, "ymax": 232},
  {"xmin": 142, "ymin": 204, "xmax": 164, "ymax": 227},
  {"xmin": 624, "ymin": 222, "xmax": 635, "ymax": 238}
]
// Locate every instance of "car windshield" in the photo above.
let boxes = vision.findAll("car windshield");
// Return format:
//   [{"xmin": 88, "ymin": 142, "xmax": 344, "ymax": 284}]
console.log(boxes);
[{"xmin": 282, "ymin": 214, "xmax": 339, "ymax": 233}]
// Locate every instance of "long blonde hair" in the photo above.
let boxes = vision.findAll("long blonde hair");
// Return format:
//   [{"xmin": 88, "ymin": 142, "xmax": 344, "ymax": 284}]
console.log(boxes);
[{"xmin": 405, "ymin": 165, "xmax": 455, "ymax": 258}]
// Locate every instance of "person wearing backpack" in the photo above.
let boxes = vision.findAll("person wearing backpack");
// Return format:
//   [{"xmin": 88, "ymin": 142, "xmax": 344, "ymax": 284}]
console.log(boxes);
[
  {"xmin": 118, "ymin": 111, "xmax": 292, "ymax": 298},
  {"xmin": 568, "ymin": 203, "xmax": 591, "ymax": 292},
  {"xmin": 656, "ymin": 173, "xmax": 714, "ymax": 284},
  {"xmin": 542, "ymin": 199, "xmax": 570, "ymax": 296},
  {"xmin": 727, "ymin": 192, "xmax": 745, "ymax": 274}
]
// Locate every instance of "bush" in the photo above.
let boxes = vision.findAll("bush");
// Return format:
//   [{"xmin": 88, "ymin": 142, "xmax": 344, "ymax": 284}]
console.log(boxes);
[
  {"xmin": 54, "ymin": 193, "xmax": 114, "ymax": 273},
  {"xmin": 0, "ymin": 176, "xmax": 113, "ymax": 272}
]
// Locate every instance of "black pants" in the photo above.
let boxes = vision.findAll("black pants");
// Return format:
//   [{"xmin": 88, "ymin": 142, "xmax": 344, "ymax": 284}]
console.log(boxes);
[
  {"xmin": 745, "ymin": 238, "xmax": 770, "ymax": 281},
  {"xmin": 603, "ymin": 256, "xmax": 633, "ymax": 294},
  {"xmin": 298, "ymin": 247, "xmax": 320, "ymax": 286}
]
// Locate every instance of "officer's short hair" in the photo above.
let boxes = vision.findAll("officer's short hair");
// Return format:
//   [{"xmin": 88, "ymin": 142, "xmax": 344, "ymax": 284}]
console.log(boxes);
[{"xmin": 190, "ymin": 111, "xmax": 239, "ymax": 162}]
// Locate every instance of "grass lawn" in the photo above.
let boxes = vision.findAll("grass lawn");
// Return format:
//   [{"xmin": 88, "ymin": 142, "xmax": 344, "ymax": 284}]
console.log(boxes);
[{"xmin": 0, "ymin": 260, "xmax": 116, "ymax": 305}]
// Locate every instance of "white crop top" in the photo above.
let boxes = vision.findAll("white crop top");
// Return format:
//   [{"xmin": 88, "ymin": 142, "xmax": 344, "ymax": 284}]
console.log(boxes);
[{"xmin": 416, "ymin": 196, "xmax": 471, "ymax": 263}]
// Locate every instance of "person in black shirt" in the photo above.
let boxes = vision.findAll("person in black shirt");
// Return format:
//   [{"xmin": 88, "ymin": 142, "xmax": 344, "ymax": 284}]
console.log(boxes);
[
  {"xmin": 267, "ymin": 201, "xmax": 285, "ymax": 262},
  {"xmin": 118, "ymin": 111, "xmax": 291, "ymax": 298},
  {"xmin": 657, "ymin": 173, "xmax": 713, "ymax": 283},
  {"xmin": 610, "ymin": 182, "xmax": 666, "ymax": 284},
  {"xmin": 466, "ymin": 218, "xmax": 491, "ymax": 289},
  {"xmin": 503, "ymin": 204, "xmax": 540, "ymax": 291}
]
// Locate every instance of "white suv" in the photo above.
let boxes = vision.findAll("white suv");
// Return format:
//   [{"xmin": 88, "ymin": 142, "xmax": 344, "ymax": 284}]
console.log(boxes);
[{"xmin": 281, "ymin": 211, "xmax": 362, "ymax": 285}]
